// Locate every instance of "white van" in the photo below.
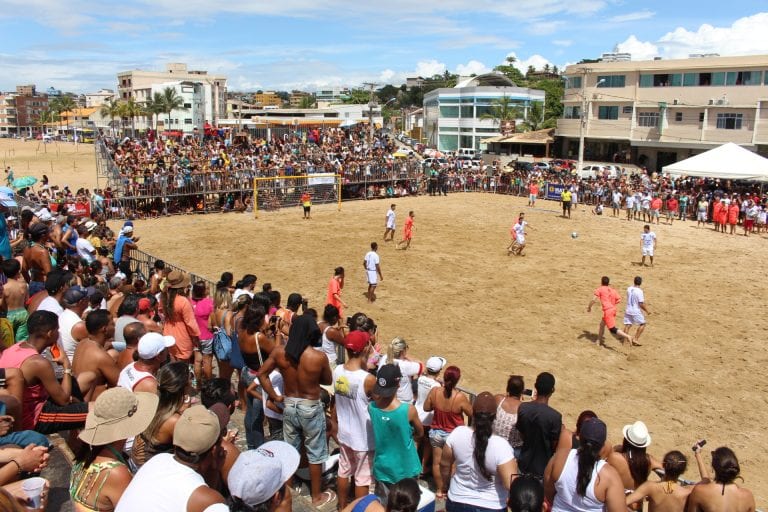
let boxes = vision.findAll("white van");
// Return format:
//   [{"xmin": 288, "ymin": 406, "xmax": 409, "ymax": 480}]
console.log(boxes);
[{"xmin": 457, "ymin": 147, "xmax": 478, "ymax": 158}]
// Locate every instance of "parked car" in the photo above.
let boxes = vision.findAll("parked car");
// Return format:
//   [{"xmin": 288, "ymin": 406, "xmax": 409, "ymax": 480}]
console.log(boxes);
[
  {"xmin": 423, "ymin": 157, "xmax": 448, "ymax": 170},
  {"xmin": 533, "ymin": 162, "xmax": 551, "ymax": 171},
  {"xmin": 578, "ymin": 164, "xmax": 620, "ymax": 179}
]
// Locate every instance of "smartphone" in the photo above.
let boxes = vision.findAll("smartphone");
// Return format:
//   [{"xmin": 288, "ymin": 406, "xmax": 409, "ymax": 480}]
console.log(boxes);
[
  {"xmin": 522, "ymin": 389, "xmax": 533, "ymax": 397},
  {"xmin": 51, "ymin": 344, "xmax": 61, "ymax": 360}
]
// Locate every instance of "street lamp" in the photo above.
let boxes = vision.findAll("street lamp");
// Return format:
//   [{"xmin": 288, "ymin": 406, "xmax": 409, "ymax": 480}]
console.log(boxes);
[{"xmin": 577, "ymin": 77, "xmax": 605, "ymax": 173}]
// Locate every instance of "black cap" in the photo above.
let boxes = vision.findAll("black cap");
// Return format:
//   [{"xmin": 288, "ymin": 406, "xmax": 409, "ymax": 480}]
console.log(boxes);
[
  {"xmin": 579, "ymin": 418, "xmax": 607, "ymax": 445},
  {"xmin": 374, "ymin": 364, "xmax": 401, "ymax": 397},
  {"xmin": 29, "ymin": 222, "xmax": 49, "ymax": 237},
  {"xmin": 62, "ymin": 286, "xmax": 88, "ymax": 306}
]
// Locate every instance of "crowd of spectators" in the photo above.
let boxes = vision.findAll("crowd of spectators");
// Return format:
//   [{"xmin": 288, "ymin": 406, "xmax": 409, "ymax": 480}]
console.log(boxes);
[{"xmin": 0, "ymin": 195, "xmax": 756, "ymax": 511}]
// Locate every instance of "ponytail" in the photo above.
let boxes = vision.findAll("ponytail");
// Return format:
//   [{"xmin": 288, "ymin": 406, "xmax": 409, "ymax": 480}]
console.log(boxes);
[
  {"xmin": 442, "ymin": 366, "xmax": 461, "ymax": 399},
  {"xmin": 472, "ymin": 412, "xmax": 495, "ymax": 480},
  {"xmin": 576, "ymin": 439, "xmax": 602, "ymax": 497}
]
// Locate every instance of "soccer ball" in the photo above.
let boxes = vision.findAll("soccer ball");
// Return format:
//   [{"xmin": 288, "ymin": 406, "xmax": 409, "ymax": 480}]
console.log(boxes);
[{"xmin": 571, "ymin": 231, "xmax": 579, "ymax": 239}]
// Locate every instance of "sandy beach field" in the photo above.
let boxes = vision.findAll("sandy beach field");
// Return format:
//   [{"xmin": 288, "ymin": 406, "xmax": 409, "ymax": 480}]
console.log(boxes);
[
  {"xmin": 2, "ymin": 139, "xmax": 766, "ymax": 506},
  {"xmin": 0, "ymin": 138, "xmax": 99, "ymax": 191}
]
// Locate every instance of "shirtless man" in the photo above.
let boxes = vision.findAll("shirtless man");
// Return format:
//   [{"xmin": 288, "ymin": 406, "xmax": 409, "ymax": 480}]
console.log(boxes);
[
  {"xmin": 136, "ymin": 297, "xmax": 163, "ymax": 334},
  {"xmin": 626, "ymin": 450, "xmax": 695, "ymax": 512},
  {"xmin": 71, "ymin": 310, "xmax": 118, "ymax": 401},
  {"xmin": 2, "ymin": 259, "xmax": 29, "ymax": 341},
  {"xmin": 117, "ymin": 322, "xmax": 148, "ymax": 370},
  {"xmin": 259, "ymin": 315, "xmax": 334, "ymax": 507},
  {"xmin": 21, "ymin": 223, "xmax": 52, "ymax": 296}
]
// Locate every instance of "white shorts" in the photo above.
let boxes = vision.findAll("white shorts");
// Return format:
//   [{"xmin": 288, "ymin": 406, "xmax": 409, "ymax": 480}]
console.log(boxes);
[
  {"xmin": 642, "ymin": 247, "xmax": 654, "ymax": 256},
  {"xmin": 367, "ymin": 270, "xmax": 378, "ymax": 285},
  {"xmin": 386, "ymin": 222, "xmax": 395, "ymax": 230},
  {"xmin": 623, "ymin": 313, "xmax": 646, "ymax": 326},
  {"xmin": 529, "ymin": 194, "xmax": 536, "ymax": 202},
  {"xmin": 516, "ymin": 235, "xmax": 525, "ymax": 245},
  {"xmin": 697, "ymin": 211, "xmax": 707, "ymax": 221}
]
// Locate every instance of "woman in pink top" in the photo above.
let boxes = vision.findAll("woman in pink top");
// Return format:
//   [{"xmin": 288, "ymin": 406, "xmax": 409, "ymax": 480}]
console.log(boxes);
[
  {"xmin": 190, "ymin": 280, "xmax": 214, "ymax": 382},
  {"xmin": 161, "ymin": 271, "xmax": 200, "ymax": 366}
]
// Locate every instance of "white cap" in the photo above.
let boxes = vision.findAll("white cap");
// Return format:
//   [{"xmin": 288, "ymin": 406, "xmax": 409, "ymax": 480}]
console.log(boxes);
[
  {"xmin": 228, "ymin": 441, "xmax": 300, "ymax": 506},
  {"xmin": 137, "ymin": 332, "xmax": 176, "ymax": 359},
  {"xmin": 232, "ymin": 289, "xmax": 254, "ymax": 302},
  {"xmin": 426, "ymin": 356, "xmax": 447, "ymax": 372}
]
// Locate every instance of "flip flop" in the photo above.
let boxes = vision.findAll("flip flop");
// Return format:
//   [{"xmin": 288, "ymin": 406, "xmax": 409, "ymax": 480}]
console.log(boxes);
[{"xmin": 313, "ymin": 490, "xmax": 336, "ymax": 508}]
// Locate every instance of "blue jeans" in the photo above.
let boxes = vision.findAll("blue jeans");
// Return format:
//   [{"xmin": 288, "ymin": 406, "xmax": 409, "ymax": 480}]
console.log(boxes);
[
  {"xmin": 282, "ymin": 398, "xmax": 327, "ymax": 464},
  {"xmin": 0, "ymin": 430, "xmax": 50, "ymax": 449},
  {"xmin": 241, "ymin": 368, "xmax": 264, "ymax": 449},
  {"xmin": 446, "ymin": 499, "xmax": 505, "ymax": 512}
]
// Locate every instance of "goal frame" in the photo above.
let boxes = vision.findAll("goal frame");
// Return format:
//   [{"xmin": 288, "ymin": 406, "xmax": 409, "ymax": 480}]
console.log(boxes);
[{"xmin": 252, "ymin": 174, "xmax": 342, "ymax": 218}]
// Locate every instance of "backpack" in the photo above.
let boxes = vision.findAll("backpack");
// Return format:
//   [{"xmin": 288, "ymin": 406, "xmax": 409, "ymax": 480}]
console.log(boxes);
[{"xmin": 212, "ymin": 311, "xmax": 234, "ymax": 361}]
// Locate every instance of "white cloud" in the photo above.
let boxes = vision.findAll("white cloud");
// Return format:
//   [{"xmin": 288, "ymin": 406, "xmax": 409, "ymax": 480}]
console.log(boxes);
[
  {"xmin": 505, "ymin": 52, "xmax": 554, "ymax": 73},
  {"xmin": 455, "ymin": 60, "xmax": 490, "ymax": 76},
  {"xmin": 609, "ymin": 10, "xmax": 655, "ymax": 23},
  {"xmin": 527, "ymin": 20, "xmax": 564, "ymax": 35},
  {"xmin": 616, "ymin": 13, "xmax": 768, "ymax": 61},
  {"xmin": 553, "ymin": 40, "xmax": 573, "ymax": 47},
  {"xmin": 379, "ymin": 69, "xmax": 396, "ymax": 82},
  {"xmin": 414, "ymin": 59, "xmax": 446, "ymax": 78},
  {"xmin": 615, "ymin": 35, "xmax": 659, "ymax": 61}
]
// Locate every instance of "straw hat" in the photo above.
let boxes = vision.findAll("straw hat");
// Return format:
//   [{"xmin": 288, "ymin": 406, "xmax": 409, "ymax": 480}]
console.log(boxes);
[
  {"xmin": 166, "ymin": 270, "xmax": 191, "ymax": 290},
  {"xmin": 79, "ymin": 387, "xmax": 158, "ymax": 446}
]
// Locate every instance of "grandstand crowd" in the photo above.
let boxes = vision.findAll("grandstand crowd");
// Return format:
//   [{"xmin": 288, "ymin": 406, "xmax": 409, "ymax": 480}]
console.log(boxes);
[{"xmin": 0, "ymin": 182, "xmax": 757, "ymax": 511}]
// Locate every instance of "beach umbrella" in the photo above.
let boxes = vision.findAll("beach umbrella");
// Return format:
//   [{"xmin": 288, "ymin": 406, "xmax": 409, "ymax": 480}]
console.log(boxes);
[{"xmin": 12, "ymin": 176, "xmax": 37, "ymax": 190}]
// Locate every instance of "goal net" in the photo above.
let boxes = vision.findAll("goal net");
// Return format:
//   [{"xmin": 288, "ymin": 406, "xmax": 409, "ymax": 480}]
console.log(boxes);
[{"xmin": 253, "ymin": 174, "xmax": 342, "ymax": 218}]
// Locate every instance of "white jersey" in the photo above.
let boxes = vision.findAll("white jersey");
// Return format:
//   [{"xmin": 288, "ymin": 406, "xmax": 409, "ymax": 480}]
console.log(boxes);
[
  {"xmin": 625, "ymin": 286, "xmax": 645, "ymax": 315},
  {"xmin": 333, "ymin": 365, "xmax": 374, "ymax": 451},
  {"xmin": 364, "ymin": 251, "xmax": 379, "ymax": 271},
  {"xmin": 641, "ymin": 231, "xmax": 656, "ymax": 248},
  {"xmin": 513, "ymin": 221, "xmax": 527, "ymax": 243},
  {"xmin": 262, "ymin": 370, "xmax": 284, "ymax": 420},
  {"xmin": 386, "ymin": 208, "xmax": 396, "ymax": 229},
  {"xmin": 625, "ymin": 195, "xmax": 635, "ymax": 208},
  {"xmin": 117, "ymin": 362, "xmax": 156, "ymax": 391}
]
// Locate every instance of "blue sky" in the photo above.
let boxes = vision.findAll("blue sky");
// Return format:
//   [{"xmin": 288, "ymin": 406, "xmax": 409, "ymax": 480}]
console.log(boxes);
[{"xmin": 0, "ymin": 1, "xmax": 766, "ymax": 93}]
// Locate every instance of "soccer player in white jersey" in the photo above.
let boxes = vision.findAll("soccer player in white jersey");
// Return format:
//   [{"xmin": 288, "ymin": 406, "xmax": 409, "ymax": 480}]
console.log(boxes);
[
  {"xmin": 383, "ymin": 204, "xmax": 396, "ymax": 242},
  {"xmin": 623, "ymin": 276, "xmax": 651, "ymax": 344},
  {"xmin": 640, "ymin": 224, "xmax": 657, "ymax": 267}
]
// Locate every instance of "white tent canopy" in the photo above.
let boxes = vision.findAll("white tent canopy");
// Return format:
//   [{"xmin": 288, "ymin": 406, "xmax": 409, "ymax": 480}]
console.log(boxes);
[{"xmin": 662, "ymin": 143, "xmax": 768, "ymax": 181}]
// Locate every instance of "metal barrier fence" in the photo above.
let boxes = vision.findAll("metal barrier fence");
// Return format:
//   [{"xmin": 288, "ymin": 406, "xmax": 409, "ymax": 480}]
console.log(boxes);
[{"xmin": 129, "ymin": 247, "xmax": 216, "ymax": 291}]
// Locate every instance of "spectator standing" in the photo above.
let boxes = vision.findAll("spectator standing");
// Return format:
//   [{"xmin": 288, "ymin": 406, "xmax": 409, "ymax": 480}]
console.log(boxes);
[
  {"xmin": 190, "ymin": 281, "xmax": 215, "ymax": 382},
  {"xmin": 493, "ymin": 375, "xmax": 525, "ymax": 459},
  {"xmin": 516, "ymin": 372, "xmax": 562, "ymax": 478},
  {"xmin": 162, "ymin": 271, "xmax": 200, "ymax": 364},
  {"xmin": 378, "ymin": 337, "xmax": 423, "ymax": 403}
]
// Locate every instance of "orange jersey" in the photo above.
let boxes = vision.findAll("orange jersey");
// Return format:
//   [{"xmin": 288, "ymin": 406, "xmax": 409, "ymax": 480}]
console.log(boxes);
[
  {"xmin": 404, "ymin": 216, "xmax": 414, "ymax": 237},
  {"xmin": 594, "ymin": 285, "xmax": 620, "ymax": 312}
]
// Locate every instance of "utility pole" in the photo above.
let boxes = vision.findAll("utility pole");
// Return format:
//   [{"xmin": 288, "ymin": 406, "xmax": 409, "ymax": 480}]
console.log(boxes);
[{"xmin": 363, "ymin": 82, "xmax": 378, "ymax": 144}]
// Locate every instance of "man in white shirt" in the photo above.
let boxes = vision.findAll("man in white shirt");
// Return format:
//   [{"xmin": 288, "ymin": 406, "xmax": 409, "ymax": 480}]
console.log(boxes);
[
  {"xmin": 509, "ymin": 213, "xmax": 532, "ymax": 256},
  {"xmin": 37, "ymin": 269, "xmax": 72, "ymax": 316},
  {"xmin": 640, "ymin": 224, "xmax": 657, "ymax": 267},
  {"xmin": 363, "ymin": 242, "xmax": 382, "ymax": 303},
  {"xmin": 74, "ymin": 225, "xmax": 96, "ymax": 263},
  {"xmin": 623, "ymin": 276, "xmax": 651, "ymax": 344},
  {"xmin": 383, "ymin": 204, "xmax": 396, "ymax": 242},
  {"xmin": 625, "ymin": 192, "xmax": 636, "ymax": 221}
]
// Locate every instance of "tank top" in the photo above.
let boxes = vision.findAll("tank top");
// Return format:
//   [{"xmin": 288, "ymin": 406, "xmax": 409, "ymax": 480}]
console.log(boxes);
[
  {"xmin": 321, "ymin": 325, "xmax": 337, "ymax": 365},
  {"xmin": 0, "ymin": 343, "xmax": 49, "ymax": 429},
  {"xmin": 333, "ymin": 365, "xmax": 374, "ymax": 451},
  {"xmin": 430, "ymin": 391, "xmax": 464, "ymax": 433},
  {"xmin": 493, "ymin": 397, "xmax": 523, "ymax": 448},
  {"xmin": 368, "ymin": 402, "xmax": 421, "ymax": 484},
  {"xmin": 117, "ymin": 362, "xmax": 155, "ymax": 391},
  {"xmin": 552, "ymin": 449, "xmax": 607, "ymax": 512}
]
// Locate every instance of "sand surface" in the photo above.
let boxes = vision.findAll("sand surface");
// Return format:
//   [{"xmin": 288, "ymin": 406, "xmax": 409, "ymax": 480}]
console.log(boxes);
[
  {"xmin": 0, "ymin": 138, "xmax": 99, "ymax": 191},
  {"xmin": 2, "ymin": 139, "xmax": 766, "ymax": 506}
]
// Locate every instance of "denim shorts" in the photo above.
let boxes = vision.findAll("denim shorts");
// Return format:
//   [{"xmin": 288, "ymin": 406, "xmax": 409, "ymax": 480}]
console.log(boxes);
[
  {"xmin": 429, "ymin": 428, "xmax": 450, "ymax": 448},
  {"xmin": 282, "ymin": 398, "xmax": 328, "ymax": 464}
]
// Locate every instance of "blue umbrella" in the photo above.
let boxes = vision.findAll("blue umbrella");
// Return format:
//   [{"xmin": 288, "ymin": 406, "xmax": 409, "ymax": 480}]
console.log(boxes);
[{"xmin": 11, "ymin": 176, "xmax": 37, "ymax": 190}]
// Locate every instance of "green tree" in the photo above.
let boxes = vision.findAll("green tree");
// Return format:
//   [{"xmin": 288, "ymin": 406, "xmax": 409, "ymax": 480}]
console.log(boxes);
[
  {"xmin": 343, "ymin": 88, "xmax": 372, "ymax": 104},
  {"xmin": 528, "ymin": 78, "xmax": 565, "ymax": 128},
  {"xmin": 479, "ymin": 95, "xmax": 524, "ymax": 130},
  {"xmin": 143, "ymin": 92, "xmax": 166, "ymax": 133},
  {"xmin": 55, "ymin": 96, "xmax": 77, "ymax": 134},
  {"xmin": 36, "ymin": 109, "xmax": 58, "ymax": 135},
  {"xmin": 160, "ymin": 87, "xmax": 186, "ymax": 130},
  {"xmin": 298, "ymin": 95, "xmax": 316, "ymax": 109},
  {"xmin": 377, "ymin": 84, "xmax": 400, "ymax": 105},
  {"xmin": 519, "ymin": 102, "xmax": 547, "ymax": 131},
  {"xmin": 493, "ymin": 56, "xmax": 527, "ymax": 86},
  {"xmin": 118, "ymin": 97, "xmax": 143, "ymax": 138},
  {"xmin": 99, "ymin": 98, "xmax": 121, "ymax": 136}
]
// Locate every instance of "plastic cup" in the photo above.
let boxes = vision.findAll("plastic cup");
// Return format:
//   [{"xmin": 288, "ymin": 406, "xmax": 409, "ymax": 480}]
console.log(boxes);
[{"xmin": 21, "ymin": 477, "xmax": 46, "ymax": 509}]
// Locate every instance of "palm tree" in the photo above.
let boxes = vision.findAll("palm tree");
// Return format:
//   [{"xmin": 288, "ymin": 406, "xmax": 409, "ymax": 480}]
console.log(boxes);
[
  {"xmin": 120, "ymin": 97, "xmax": 142, "ymax": 138},
  {"xmin": 342, "ymin": 89, "xmax": 372, "ymax": 105},
  {"xmin": 161, "ymin": 87, "xmax": 186, "ymax": 131},
  {"xmin": 56, "ymin": 96, "xmax": 77, "ymax": 137},
  {"xmin": 519, "ymin": 102, "xmax": 546, "ymax": 132},
  {"xmin": 480, "ymin": 95, "xmax": 524, "ymax": 134},
  {"xmin": 99, "ymin": 98, "xmax": 121, "ymax": 137},
  {"xmin": 298, "ymin": 95, "xmax": 316, "ymax": 109},
  {"xmin": 144, "ymin": 92, "xmax": 166, "ymax": 132}
]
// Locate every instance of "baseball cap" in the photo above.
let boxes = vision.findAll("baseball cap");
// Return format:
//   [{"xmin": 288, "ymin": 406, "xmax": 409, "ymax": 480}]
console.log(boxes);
[
  {"xmin": 580, "ymin": 418, "xmax": 608, "ymax": 445},
  {"xmin": 173, "ymin": 405, "xmax": 221, "ymax": 455},
  {"xmin": 137, "ymin": 332, "xmax": 176, "ymax": 359},
  {"xmin": 138, "ymin": 297, "xmax": 152, "ymax": 312},
  {"xmin": 228, "ymin": 441, "xmax": 300, "ymax": 507},
  {"xmin": 29, "ymin": 222, "xmax": 49, "ymax": 237},
  {"xmin": 472, "ymin": 391, "xmax": 497, "ymax": 414},
  {"xmin": 373, "ymin": 364, "xmax": 401, "ymax": 397},
  {"xmin": 62, "ymin": 286, "xmax": 88, "ymax": 306},
  {"xmin": 0, "ymin": 187, "xmax": 17, "ymax": 207},
  {"xmin": 426, "ymin": 356, "xmax": 447, "ymax": 372},
  {"xmin": 343, "ymin": 331, "xmax": 369, "ymax": 352}
]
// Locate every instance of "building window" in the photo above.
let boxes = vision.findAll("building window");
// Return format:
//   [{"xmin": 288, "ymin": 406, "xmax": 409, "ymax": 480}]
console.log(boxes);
[
  {"xmin": 598, "ymin": 106, "xmax": 619, "ymax": 120},
  {"xmin": 563, "ymin": 106, "xmax": 581, "ymax": 119},
  {"xmin": 637, "ymin": 112, "xmax": 660, "ymax": 127},
  {"xmin": 184, "ymin": 103, "xmax": 192, "ymax": 108},
  {"xmin": 439, "ymin": 106, "xmax": 459, "ymax": 118},
  {"xmin": 460, "ymin": 106, "xmax": 473, "ymax": 118},
  {"xmin": 622, "ymin": 106, "xmax": 633, "ymax": 114},
  {"xmin": 439, "ymin": 134, "xmax": 458, "ymax": 151},
  {"xmin": 716, "ymin": 113, "xmax": 742, "ymax": 129},
  {"xmin": 675, "ymin": 112, "xmax": 683, "ymax": 122},
  {"xmin": 596, "ymin": 75, "xmax": 625, "ymax": 88},
  {"xmin": 440, "ymin": 127, "xmax": 458, "ymax": 132},
  {"xmin": 726, "ymin": 71, "xmax": 761, "ymax": 85},
  {"xmin": 566, "ymin": 76, "xmax": 582, "ymax": 89},
  {"xmin": 184, "ymin": 118, "xmax": 193, "ymax": 124},
  {"xmin": 699, "ymin": 112, "xmax": 705, "ymax": 122}
]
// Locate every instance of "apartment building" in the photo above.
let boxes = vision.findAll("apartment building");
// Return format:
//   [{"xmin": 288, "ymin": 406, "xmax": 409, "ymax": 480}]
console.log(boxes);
[
  {"xmin": 423, "ymin": 73, "xmax": 545, "ymax": 151},
  {"xmin": 117, "ymin": 63, "xmax": 227, "ymax": 131},
  {"xmin": 252, "ymin": 91, "xmax": 283, "ymax": 108},
  {"xmin": 557, "ymin": 54, "xmax": 768, "ymax": 172},
  {"xmin": 289, "ymin": 91, "xmax": 314, "ymax": 108}
]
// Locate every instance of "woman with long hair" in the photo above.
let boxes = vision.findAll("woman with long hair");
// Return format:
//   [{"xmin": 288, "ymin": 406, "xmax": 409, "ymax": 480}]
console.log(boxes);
[
  {"xmin": 190, "ymin": 280, "xmax": 214, "ymax": 382},
  {"xmin": 210, "ymin": 285, "xmax": 235, "ymax": 382},
  {"xmin": 340, "ymin": 477, "xmax": 422, "ymax": 512},
  {"xmin": 544, "ymin": 418, "xmax": 625, "ymax": 512},
  {"xmin": 317, "ymin": 304, "xmax": 345, "ymax": 367},
  {"xmin": 70, "ymin": 388, "xmax": 158, "ymax": 511},
  {"xmin": 493, "ymin": 375, "xmax": 525, "ymax": 459},
  {"xmin": 161, "ymin": 271, "xmax": 200, "ymax": 364},
  {"xmin": 129, "ymin": 362, "xmax": 190, "ymax": 469},
  {"xmin": 439, "ymin": 392, "xmax": 517, "ymax": 512},
  {"xmin": 382, "ymin": 337, "xmax": 423, "ymax": 403},
  {"xmin": 687, "ymin": 446, "xmax": 755, "ymax": 512},
  {"xmin": 423, "ymin": 366, "xmax": 472, "ymax": 499},
  {"xmin": 606, "ymin": 420, "xmax": 656, "ymax": 491}
]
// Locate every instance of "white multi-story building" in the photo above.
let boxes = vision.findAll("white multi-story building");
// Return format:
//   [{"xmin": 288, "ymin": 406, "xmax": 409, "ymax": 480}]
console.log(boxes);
[
  {"xmin": 423, "ymin": 73, "xmax": 546, "ymax": 151},
  {"xmin": 84, "ymin": 89, "xmax": 115, "ymax": 108},
  {"xmin": 116, "ymin": 63, "xmax": 226, "ymax": 132},
  {"xmin": 557, "ymin": 54, "xmax": 768, "ymax": 172},
  {"xmin": 149, "ymin": 81, "xmax": 206, "ymax": 135}
]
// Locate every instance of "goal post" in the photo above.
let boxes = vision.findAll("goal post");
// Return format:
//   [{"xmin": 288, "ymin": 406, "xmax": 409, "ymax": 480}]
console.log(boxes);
[{"xmin": 252, "ymin": 174, "xmax": 342, "ymax": 218}]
